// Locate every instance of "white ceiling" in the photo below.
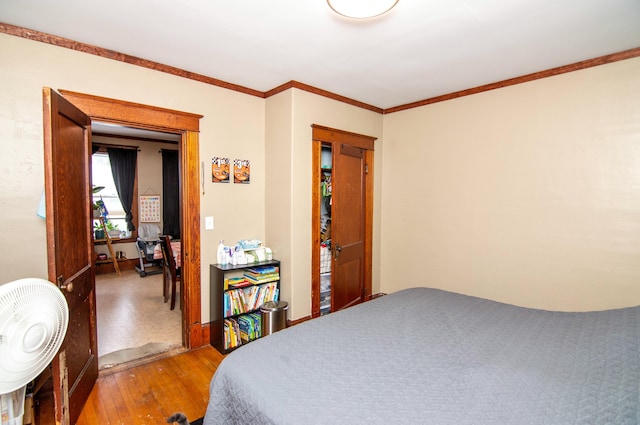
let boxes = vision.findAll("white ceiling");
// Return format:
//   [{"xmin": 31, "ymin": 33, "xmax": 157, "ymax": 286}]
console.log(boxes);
[
  {"xmin": 1, "ymin": 0, "xmax": 640, "ymax": 109},
  {"xmin": 92, "ymin": 122, "xmax": 181, "ymax": 142}
]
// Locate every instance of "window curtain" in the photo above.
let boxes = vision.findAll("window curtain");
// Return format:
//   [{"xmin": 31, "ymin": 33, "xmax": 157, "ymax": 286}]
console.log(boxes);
[
  {"xmin": 162, "ymin": 149, "xmax": 180, "ymax": 238},
  {"xmin": 107, "ymin": 147, "xmax": 137, "ymax": 232}
]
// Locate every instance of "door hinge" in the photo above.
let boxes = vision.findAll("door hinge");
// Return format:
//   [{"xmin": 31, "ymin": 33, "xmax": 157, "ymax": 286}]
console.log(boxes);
[{"xmin": 364, "ymin": 164, "xmax": 369, "ymax": 174}]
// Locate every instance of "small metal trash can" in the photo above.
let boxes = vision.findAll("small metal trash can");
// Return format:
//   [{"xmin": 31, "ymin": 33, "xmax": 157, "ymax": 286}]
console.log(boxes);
[{"xmin": 261, "ymin": 300, "xmax": 288, "ymax": 336}]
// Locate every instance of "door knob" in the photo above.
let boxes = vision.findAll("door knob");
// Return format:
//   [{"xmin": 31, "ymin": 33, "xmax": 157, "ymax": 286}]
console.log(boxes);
[
  {"xmin": 61, "ymin": 282, "xmax": 74, "ymax": 293},
  {"xmin": 57, "ymin": 275, "xmax": 74, "ymax": 293},
  {"xmin": 334, "ymin": 243, "xmax": 342, "ymax": 260}
]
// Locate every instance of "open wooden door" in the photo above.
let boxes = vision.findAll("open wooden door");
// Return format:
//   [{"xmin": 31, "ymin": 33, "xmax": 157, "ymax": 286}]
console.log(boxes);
[
  {"xmin": 43, "ymin": 88, "xmax": 98, "ymax": 424},
  {"xmin": 58, "ymin": 89, "xmax": 203, "ymax": 348},
  {"xmin": 311, "ymin": 125, "xmax": 375, "ymax": 315},
  {"xmin": 332, "ymin": 143, "xmax": 367, "ymax": 310}
]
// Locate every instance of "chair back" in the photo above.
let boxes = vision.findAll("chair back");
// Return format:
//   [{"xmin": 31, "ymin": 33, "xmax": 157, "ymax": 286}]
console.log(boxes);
[{"xmin": 161, "ymin": 235, "xmax": 179, "ymax": 278}]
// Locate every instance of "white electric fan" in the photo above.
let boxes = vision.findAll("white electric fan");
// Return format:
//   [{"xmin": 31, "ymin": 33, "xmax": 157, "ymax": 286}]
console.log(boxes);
[{"xmin": 0, "ymin": 278, "xmax": 69, "ymax": 425}]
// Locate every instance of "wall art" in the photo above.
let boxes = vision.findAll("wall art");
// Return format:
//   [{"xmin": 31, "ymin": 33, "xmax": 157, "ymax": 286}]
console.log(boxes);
[
  {"xmin": 212, "ymin": 157, "xmax": 230, "ymax": 183},
  {"xmin": 234, "ymin": 159, "xmax": 250, "ymax": 184}
]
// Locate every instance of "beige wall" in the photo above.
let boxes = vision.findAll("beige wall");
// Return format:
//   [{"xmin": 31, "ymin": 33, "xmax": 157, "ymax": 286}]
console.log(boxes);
[
  {"xmin": 2, "ymin": 30, "xmax": 638, "ymax": 324},
  {"xmin": 264, "ymin": 91, "xmax": 294, "ymax": 313},
  {"xmin": 0, "ymin": 34, "xmax": 265, "ymax": 323},
  {"xmin": 381, "ymin": 56, "xmax": 640, "ymax": 311},
  {"xmin": 266, "ymin": 89, "xmax": 383, "ymax": 319},
  {"xmin": 91, "ymin": 135, "xmax": 176, "ymax": 261}
]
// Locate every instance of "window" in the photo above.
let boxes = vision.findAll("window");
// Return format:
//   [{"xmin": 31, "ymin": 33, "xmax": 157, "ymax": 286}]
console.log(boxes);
[{"xmin": 92, "ymin": 152, "xmax": 133, "ymax": 237}]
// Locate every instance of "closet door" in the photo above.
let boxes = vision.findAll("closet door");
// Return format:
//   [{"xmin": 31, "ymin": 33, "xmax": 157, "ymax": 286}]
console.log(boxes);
[
  {"xmin": 332, "ymin": 143, "xmax": 366, "ymax": 310},
  {"xmin": 311, "ymin": 125, "xmax": 375, "ymax": 316}
]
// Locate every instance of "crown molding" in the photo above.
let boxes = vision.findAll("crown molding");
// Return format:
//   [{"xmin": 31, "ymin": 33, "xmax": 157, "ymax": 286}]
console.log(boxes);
[
  {"xmin": 1, "ymin": 22, "xmax": 638, "ymax": 115},
  {"xmin": 0, "ymin": 22, "xmax": 264, "ymax": 98},
  {"xmin": 265, "ymin": 80, "xmax": 383, "ymax": 113},
  {"xmin": 384, "ymin": 47, "xmax": 640, "ymax": 114}
]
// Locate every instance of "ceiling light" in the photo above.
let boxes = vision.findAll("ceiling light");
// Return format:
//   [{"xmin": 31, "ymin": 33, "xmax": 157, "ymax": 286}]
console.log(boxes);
[{"xmin": 327, "ymin": 0, "xmax": 399, "ymax": 19}]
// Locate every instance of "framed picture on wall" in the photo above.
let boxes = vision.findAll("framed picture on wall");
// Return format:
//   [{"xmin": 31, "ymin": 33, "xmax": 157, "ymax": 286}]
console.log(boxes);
[
  {"xmin": 212, "ymin": 157, "xmax": 230, "ymax": 183},
  {"xmin": 234, "ymin": 159, "xmax": 250, "ymax": 184}
]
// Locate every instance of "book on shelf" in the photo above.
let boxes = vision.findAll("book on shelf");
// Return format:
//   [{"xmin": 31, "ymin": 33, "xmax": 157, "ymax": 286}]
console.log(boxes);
[
  {"xmin": 245, "ymin": 265, "xmax": 279, "ymax": 275},
  {"xmin": 249, "ymin": 313, "xmax": 262, "ymax": 339},
  {"xmin": 238, "ymin": 314, "xmax": 260, "ymax": 343},
  {"xmin": 229, "ymin": 290, "xmax": 241, "ymax": 315},
  {"xmin": 237, "ymin": 316, "xmax": 251, "ymax": 343},
  {"xmin": 223, "ymin": 318, "xmax": 241, "ymax": 350},
  {"xmin": 243, "ymin": 273, "xmax": 279, "ymax": 285},
  {"xmin": 224, "ymin": 281, "xmax": 279, "ymax": 318},
  {"xmin": 224, "ymin": 276, "xmax": 251, "ymax": 289},
  {"xmin": 244, "ymin": 271, "xmax": 279, "ymax": 279}
]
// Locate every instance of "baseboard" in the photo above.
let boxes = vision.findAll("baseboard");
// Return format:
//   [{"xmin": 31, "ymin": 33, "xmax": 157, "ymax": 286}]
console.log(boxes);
[
  {"xmin": 95, "ymin": 258, "xmax": 139, "ymax": 274},
  {"xmin": 288, "ymin": 315, "xmax": 312, "ymax": 326}
]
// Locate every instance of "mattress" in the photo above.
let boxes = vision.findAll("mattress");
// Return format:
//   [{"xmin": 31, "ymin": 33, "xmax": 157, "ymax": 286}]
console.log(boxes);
[{"xmin": 204, "ymin": 287, "xmax": 640, "ymax": 424}]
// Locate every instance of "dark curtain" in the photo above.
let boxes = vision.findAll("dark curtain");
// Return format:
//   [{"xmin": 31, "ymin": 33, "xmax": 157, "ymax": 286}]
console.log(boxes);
[
  {"xmin": 162, "ymin": 149, "xmax": 180, "ymax": 238},
  {"xmin": 107, "ymin": 147, "xmax": 137, "ymax": 232}
]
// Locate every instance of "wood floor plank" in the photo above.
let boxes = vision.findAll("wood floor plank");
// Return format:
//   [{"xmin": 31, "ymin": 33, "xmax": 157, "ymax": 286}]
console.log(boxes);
[
  {"xmin": 158, "ymin": 358, "xmax": 198, "ymax": 408},
  {"xmin": 105, "ymin": 374, "xmax": 131, "ymax": 423},
  {"xmin": 75, "ymin": 346, "xmax": 223, "ymax": 425},
  {"xmin": 138, "ymin": 359, "xmax": 188, "ymax": 420},
  {"xmin": 118, "ymin": 365, "xmax": 162, "ymax": 424}
]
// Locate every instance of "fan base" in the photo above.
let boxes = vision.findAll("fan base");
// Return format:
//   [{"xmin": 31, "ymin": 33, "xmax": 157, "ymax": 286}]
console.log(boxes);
[{"xmin": 0, "ymin": 386, "xmax": 25, "ymax": 425}]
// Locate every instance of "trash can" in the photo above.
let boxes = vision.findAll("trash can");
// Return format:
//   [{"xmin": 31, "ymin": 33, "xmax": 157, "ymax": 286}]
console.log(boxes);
[{"xmin": 260, "ymin": 300, "xmax": 288, "ymax": 336}]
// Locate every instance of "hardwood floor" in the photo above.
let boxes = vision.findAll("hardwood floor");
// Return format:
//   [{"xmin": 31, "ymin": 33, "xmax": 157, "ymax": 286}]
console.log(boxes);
[
  {"xmin": 75, "ymin": 346, "xmax": 224, "ymax": 424},
  {"xmin": 36, "ymin": 273, "xmax": 208, "ymax": 424}
]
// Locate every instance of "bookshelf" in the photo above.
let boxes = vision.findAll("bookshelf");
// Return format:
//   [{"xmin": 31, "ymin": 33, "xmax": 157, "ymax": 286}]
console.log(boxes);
[{"xmin": 210, "ymin": 260, "xmax": 281, "ymax": 353}]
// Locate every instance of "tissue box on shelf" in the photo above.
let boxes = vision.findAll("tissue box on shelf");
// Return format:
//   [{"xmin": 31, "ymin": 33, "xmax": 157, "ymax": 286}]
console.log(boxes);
[{"xmin": 238, "ymin": 239, "xmax": 261, "ymax": 249}]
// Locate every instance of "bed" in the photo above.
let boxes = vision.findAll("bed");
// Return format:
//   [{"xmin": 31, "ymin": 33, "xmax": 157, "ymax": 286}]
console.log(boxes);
[{"xmin": 204, "ymin": 287, "xmax": 640, "ymax": 424}]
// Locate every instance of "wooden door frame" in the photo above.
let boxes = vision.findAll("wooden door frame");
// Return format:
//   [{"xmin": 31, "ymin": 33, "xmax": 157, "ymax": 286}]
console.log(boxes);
[
  {"xmin": 59, "ymin": 90, "xmax": 205, "ymax": 348},
  {"xmin": 311, "ymin": 124, "xmax": 375, "ymax": 317}
]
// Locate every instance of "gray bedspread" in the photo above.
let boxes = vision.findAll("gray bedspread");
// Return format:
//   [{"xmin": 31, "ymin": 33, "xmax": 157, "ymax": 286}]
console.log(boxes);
[{"xmin": 204, "ymin": 287, "xmax": 640, "ymax": 424}]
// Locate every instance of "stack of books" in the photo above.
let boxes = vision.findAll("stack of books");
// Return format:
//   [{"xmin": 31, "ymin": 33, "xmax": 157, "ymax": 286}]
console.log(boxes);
[
  {"xmin": 224, "ymin": 276, "xmax": 251, "ymax": 290},
  {"xmin": 243, "ymin": 265, "xmax": 280, "ymax": 284}
]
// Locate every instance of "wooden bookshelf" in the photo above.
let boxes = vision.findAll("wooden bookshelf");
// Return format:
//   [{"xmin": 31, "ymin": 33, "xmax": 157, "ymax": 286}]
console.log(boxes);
[{"xmin": 209, "ymin": 260, "xmax": 280, "ymax": 353}]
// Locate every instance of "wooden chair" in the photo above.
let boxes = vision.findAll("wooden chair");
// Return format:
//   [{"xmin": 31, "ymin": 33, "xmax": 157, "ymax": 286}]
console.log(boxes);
[{"xmin": 160, "ymin": 235, "xmax": 181, "ymax": 310}]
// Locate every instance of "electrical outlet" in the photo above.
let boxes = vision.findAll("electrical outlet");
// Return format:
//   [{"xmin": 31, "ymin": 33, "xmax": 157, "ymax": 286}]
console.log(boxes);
[{"xmin": 205, "ymin": 216, "xmax": 214, "ymax": 230}]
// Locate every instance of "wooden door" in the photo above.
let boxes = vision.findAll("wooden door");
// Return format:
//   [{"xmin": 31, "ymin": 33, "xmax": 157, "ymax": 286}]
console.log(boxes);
[
  {"xmin": 59, "ymin": 89, "xmax": 203, "ymax": 348},
  {"xmin": 43, "ymin": 88, "xmax": 98, "ymax": 425},
  {"xmin": 311, "ymin": 125, "xmax": 375, "ymax": 316},
  {"xmin": 332, "ymin": 143, "xmax": 367, "ymax": 310}
]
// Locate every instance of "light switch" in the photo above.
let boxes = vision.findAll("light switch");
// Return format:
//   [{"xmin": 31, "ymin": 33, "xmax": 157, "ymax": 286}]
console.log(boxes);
[{"xmin": 205, "ymin": 216, "xmax": 214, "ymax": 230}]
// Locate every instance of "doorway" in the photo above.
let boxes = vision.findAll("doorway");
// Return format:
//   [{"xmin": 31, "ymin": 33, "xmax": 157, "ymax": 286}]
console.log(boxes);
[
  {"xmin": 311, "ymin": 125, "xmax": 375, "ymax": 317},
  {"xmin": 90, "ymin": 127, "xmax": 183, "ymax": 368},
  {"xmin": 58, "ymin": 89, "xmax": 204, "ymax": 350},
  {"xmin": 44, "ymin": 88, "xmax": 203, "ymax": 424}
]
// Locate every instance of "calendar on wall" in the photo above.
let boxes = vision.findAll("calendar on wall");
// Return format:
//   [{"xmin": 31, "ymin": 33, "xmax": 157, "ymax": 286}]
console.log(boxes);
[{"xmin": 139, "ymin": 195, "xmax": 161, "ymax": 222}]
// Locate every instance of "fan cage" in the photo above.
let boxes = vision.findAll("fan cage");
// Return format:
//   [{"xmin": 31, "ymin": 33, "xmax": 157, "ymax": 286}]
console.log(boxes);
[{"xmin": 0, "ymin": 278, "xmax": 69, "ymax": 396}]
